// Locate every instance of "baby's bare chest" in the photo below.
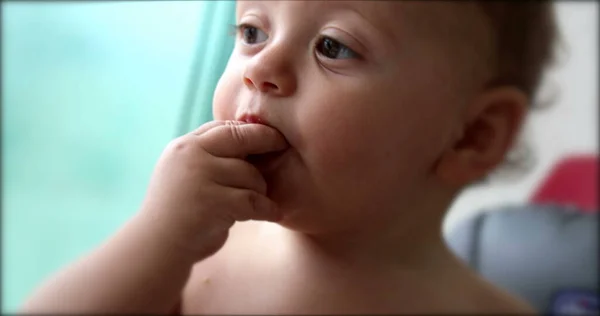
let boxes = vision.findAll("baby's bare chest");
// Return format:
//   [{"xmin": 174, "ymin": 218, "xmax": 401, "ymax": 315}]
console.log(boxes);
[
  {"xmin": 181, "ymin": 266, "xmax": 410, "ymax": 315},
  {"xmin": 180, "ymin": 245, "xmax": 410, "ymax": 314},
  {"xmin": 178, "ymin": 225, "xmax": 377, "ymax": 313},
  {"xmin": 179, "ymin": 223, "xmax": 528, "ymax": 314},
  {"xmin": 180, "ymin": 263, "xmax": 529, "ymax": 315}
]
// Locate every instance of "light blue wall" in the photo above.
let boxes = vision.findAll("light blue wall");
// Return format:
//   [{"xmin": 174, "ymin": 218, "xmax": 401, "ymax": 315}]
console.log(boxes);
[{"xmin": 2, "ymin": 1, "xmax": 234, "ymax": 311}]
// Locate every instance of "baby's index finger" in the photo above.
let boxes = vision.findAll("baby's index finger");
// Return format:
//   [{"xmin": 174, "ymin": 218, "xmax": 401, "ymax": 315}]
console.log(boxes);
[
  {"xmin": 198, "ymin": 123, "xmax": 289, "ymax": 158},
  {"xmin": 189, "ymin": 120, "xmax": 235, "ymax": 136}
]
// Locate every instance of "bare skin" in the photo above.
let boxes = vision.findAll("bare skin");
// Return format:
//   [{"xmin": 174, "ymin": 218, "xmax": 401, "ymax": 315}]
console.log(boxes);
[
  {"xmin": 21, "ymin": 1, "xmax": 538, "ymax": 314},
  {"xmin": 180, "ymin": 222, "xmax": 533, "ymax": 315}
]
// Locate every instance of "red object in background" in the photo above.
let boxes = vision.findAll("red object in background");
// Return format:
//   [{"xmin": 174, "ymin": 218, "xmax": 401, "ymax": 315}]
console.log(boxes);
[{"xmin": 531, "ymin": 154, "xmax": 598, "ymax": 212}]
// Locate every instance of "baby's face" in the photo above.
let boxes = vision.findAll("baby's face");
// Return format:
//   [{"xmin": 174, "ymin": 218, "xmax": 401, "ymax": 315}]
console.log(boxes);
[{"xmin": 213, "ymin": 1, "xmax": 488, "ymax": 233}]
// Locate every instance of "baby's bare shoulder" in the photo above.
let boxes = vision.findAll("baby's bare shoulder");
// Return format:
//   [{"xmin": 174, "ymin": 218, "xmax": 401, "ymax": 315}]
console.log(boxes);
[
  {"xmin": 429, "ymin": 265, "xmax": 535, "ymax": 314},
  {"xmin": 480, "ymin": 289, "xmax": 535, "ymax": 314},
  {"xmin": 463, "ymin": 277, "xmax": 535, "ymax": 314}
]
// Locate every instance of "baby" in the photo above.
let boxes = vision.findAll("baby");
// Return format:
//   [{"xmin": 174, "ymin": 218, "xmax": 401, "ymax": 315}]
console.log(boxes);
[{"xmin": 22, "ymin": 1, "xmax": 558, "ymax": 314}]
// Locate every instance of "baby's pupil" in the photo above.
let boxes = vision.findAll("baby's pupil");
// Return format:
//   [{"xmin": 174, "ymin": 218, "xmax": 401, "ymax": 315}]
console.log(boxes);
[
  {"xmin": 320, "ymin": 38, "xmax": 340, "ymax": 58},
  {"xmin": 244, "ymin": 27, "xmax": 257, "ymax": 43}
]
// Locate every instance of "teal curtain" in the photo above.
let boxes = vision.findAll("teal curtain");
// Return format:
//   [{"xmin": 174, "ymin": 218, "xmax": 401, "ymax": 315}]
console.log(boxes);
[
  {"xmin": 1, "ymin": 1, "xmax": 235, "ymax": 312},
  {"xmin": 178, "ymin": 1, "xmax": 236, "ymax": 135}
]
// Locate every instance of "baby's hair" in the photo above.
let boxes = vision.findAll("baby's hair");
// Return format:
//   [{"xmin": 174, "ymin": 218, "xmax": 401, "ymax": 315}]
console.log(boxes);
[
  {"xmin": 478, "ymin": 0, "xmax": 559, "ymax": 104},
  {"xmin": 475, "ymin": 0, "xmax": 561, "ymax": 181}
]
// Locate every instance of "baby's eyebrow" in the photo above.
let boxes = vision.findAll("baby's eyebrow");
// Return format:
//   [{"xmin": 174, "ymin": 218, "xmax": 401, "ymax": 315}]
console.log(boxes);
[
  {"xmin": 331, "ymin": 1, "xmax": 404, "ymax": 45},
  {"xmin": 338, "ymin": 2, "xmax": 405, "ymax": 55},
  {"xmin": 347, "ymin": 5, "xmax": 396, "ymax": 44},
  {"xmin": 235, "ymin": 0, "xmax": 269, "ymax": 19}
]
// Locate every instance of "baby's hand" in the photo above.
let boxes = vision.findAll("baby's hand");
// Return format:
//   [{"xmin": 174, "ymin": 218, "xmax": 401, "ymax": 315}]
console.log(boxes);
[{"xmin": 139, "ymin": 121, "xmax": 288, "ymax": 261}]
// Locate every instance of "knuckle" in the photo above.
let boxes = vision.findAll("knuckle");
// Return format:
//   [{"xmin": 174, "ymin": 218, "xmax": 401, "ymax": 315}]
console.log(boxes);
[
  {"xmin": 164, "ymin": 136, "xmax": 210, "ymax": 171},
  {"xmin": 250, "ymin": 168, "xmax": 268, "ymax": 193},
  {"xmin": 166, "ymin": 136, "xmax": 193, "ymax": 154},
  {"xmin": 225, "ymin": 120, "xmax": 242, "ymax": 127},
  {"xmin": 245, "ymin": 190, "xmax": 259, "ymax": 213},
  {"xmin": 231, "ymin": 190, "xmax": 261, "ymax": 221}
]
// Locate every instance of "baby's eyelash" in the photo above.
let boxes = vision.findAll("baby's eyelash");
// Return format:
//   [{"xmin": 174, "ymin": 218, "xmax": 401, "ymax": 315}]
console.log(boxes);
[
  {"xmin": 228, "ymin": 24, "xmax": 241, "ymax": 37},
  {"xmin": 228, "ymin": 23, "xmax": 251, "ymax": 37}
]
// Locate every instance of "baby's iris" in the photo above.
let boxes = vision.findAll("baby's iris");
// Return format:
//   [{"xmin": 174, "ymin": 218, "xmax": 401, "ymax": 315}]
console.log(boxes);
[
  {"xmin": 315, "ymin": 37, "xmax": 358, "ymax": 60},
  {"xmin": 239, "ymin": 25, "xmax": 268, "ymax": 44}
]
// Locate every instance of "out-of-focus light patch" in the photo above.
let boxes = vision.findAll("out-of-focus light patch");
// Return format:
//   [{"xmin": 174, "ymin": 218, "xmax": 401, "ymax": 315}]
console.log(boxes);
[
  {"xmin": 3, "ymin": 1, "xmax": 203, "ymax": 66},
  {"xmin": 2, "ymin": 1, "xmax": 212, "ymax": 312}
]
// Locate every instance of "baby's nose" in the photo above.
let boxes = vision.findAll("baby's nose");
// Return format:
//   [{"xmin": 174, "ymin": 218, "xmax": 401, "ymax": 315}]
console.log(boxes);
[{"xmin": 241, "ymin": 45, "xmax": 297, "ymax": 97}]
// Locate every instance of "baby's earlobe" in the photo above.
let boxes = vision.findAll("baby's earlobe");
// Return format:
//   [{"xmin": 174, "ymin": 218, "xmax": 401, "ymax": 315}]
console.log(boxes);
[{"xmin": 434, "ymin": 149, "xmax": 478, "ymax": 188}]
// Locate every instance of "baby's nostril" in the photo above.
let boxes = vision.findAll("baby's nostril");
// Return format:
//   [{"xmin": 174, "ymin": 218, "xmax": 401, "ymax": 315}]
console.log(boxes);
[
  {"xmin": 243, "ymin": 77, "xmax": 254, "ymax": 87},
  {"xmin": 263, "ymin": 82, "xmax": 278, "ymax": 90}
]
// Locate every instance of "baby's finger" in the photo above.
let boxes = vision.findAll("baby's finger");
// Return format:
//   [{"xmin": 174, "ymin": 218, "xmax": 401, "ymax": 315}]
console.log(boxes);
[
  {"xmin": 226, "ymin": 188, "xmax": 282, "ymax": 222},
  {"xmin": 210, "ymin": 158, "xmax": 268, "ymax": 195},
  {"xmin": 198, "ymin": 123, "xmax": 288, "ymax": 158},
  {"xmin": 189, "ymin": 120, "xmax": 243, "ymax": 136}
]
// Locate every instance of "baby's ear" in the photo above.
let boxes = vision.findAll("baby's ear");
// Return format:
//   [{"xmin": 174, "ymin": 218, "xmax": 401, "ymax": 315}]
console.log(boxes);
[{"xmin": 434, "ymin": 87, "xmax": 528, "ymax": 187}]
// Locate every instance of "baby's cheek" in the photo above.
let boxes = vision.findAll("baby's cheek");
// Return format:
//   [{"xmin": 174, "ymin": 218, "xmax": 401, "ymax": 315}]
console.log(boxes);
[
  {"xmin": 298, "ymin": 109, "xmax": 379, "ymax": 173},
  {"xmin": 212, "ymin": 72, "xmax": 239, "ymax": 121},
  {"xmin": 305, "ymin": 121, "xmax": 377, "ymax": 175}
]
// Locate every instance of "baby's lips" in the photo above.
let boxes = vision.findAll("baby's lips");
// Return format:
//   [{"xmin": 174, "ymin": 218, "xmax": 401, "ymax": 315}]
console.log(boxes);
[
  {"xmin": 242, "ymin": 115, "xmax": 263, "ymax": 124},
  {"xmin": 238, "ymin": 113, "xmax": 265, "ymax": 125}
]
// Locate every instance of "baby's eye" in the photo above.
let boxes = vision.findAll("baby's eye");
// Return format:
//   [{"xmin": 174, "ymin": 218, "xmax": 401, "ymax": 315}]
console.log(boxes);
[
  {"xmin": 238, "ymin": 24, "xmax": 268, "ymax": 45},
  {"xmin": 315, "ymin": 36, "xmax": 358, "ymax": 60}
]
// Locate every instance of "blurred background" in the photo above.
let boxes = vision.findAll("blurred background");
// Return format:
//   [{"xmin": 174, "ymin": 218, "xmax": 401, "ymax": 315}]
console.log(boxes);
[{"xmin": 1, "ymin": 1, "xmax": 597, "ymax": 312}]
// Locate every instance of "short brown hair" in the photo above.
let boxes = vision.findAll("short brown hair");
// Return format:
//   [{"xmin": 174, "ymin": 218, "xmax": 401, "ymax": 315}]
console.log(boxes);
[
  {"xmin": 474, "ymin": 1, "xmax": 560, "ymax": 180},
  {"xmin": 478, "ymin": 1, "xmax": 559, "ymax": 102}
]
